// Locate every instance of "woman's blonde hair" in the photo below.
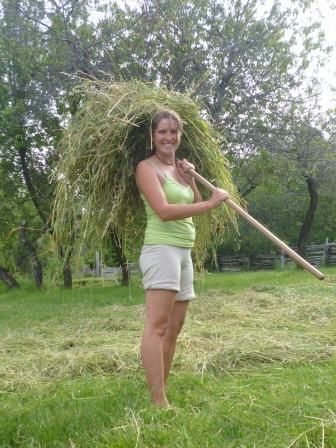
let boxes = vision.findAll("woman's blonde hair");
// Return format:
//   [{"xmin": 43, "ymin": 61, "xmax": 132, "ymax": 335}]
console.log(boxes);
[{"xmin": 151, "ymin": 109, "xmax": 183, "ymax": 133}]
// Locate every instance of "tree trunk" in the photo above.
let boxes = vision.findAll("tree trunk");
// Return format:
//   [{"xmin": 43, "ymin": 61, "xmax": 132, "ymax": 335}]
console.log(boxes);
[
  {"xmin": 297, "ymin": 175, "xmax": 318, "ymax": 260},
  {"xmin": 240, "ymin": 182, "xmax": 258, "ymax": 197},
  {"xmin": 18, "ymin": 146, "xmax": 48, "ymax": 225},
  {"xmin": 111, "ymin": 231, "xmax": 129, "ymax": 286},
  {"xmin": 120, "ymin": 263, "xmax": 130, "ymax": 285},
  {"xmin": 0, "ymin": 266, "xmax": 20, "ymax": 289},
  {"xmin": 19, "ymin": 222, "xmax": 43, "ymax": 289},
  {"xmin": 63, "ymin": 257, "xmax": 73, "ymax": 289},
  {"xmin": 58, "ymin": 246, "xmax": 73, "ymax": 288}
]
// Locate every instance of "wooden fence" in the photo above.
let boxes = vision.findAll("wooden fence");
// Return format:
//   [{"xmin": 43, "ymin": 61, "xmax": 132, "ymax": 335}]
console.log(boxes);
[
  {"xmin": 217, "ymin": 241, "xmax": 336, "ymax": 272},
  {"xmin": 82, "ymin": 259, "xmax": 140, "ymax": 279},
  {"xmin": 84, "ymin": 241, "xmax": 336, "ymax": 278}
]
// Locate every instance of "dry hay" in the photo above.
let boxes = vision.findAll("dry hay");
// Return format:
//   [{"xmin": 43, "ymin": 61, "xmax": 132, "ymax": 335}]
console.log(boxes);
[
  {"xmin": 52, "ymin": 79, "xmax": 240, "ymax": 265},
  {"xmin": 1, "ymin": 282, "xmax": 336, "ymax": 391},
  {"xmin": 184, "ymin": 285, "xmax": 336, "ymax": 374}
]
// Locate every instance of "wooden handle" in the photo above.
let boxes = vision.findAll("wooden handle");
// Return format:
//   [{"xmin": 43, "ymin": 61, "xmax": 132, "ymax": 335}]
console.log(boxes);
[{"xmin": 190, "ymin": 169, "xmax": 325, "ymax": 280}]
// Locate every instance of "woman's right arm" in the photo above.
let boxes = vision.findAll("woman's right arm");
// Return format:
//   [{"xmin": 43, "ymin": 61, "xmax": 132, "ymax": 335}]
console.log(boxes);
[{"xmin": 136, "ymin": 161, "xmax": 229, "ymax": 221}]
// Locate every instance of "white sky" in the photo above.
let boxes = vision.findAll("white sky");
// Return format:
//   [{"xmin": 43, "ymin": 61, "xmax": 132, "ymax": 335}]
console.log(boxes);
[
  {"xmin": 254, "ymin": 0, "xmax": 336, "ymax": 111},
  {"xmin": 308, "ymin": 0, "xmax": 336, "ymax": 110}
]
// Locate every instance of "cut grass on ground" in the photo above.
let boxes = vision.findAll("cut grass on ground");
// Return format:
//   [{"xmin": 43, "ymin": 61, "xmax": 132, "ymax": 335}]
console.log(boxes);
[{"xmin": 1, "ymin": 267, "xmax": 336, "ymax": 447}]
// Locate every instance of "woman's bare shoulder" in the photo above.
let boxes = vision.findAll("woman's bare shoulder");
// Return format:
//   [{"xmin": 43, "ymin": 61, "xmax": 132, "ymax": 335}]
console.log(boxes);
[
  {"xmin": 136, "ymin": 158, "xmax": 157, "ymax": 181},
  {"xmin": 136, "ymin": 158, "xmax": 165, "ymax": 192},
  {"xmin": 137, "ymin": 158, "xmax": 149, "ymax": 168}
]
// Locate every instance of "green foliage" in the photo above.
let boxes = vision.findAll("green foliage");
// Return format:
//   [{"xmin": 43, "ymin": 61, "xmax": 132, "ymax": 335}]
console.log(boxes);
[
  {"xmin": 0, "ymin": 162, "xmax": 40, "ymax": 272},
  {"xmin": 0, "ymin": 1, "xmax": 106, "ymax": 282}
]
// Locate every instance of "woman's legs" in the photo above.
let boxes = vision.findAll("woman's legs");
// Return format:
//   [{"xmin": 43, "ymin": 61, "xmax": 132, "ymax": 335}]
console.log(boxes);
[
  {"xmin": 141, "ymin": 289, "xmax": 176, "ymax": 407},
  {"xmin": 163, "ymin": 300, "xmax": 189, "ymax": 385},
  {"xmin": 140, "ymin": 246, "xmax": 193, "ymax": 406}
]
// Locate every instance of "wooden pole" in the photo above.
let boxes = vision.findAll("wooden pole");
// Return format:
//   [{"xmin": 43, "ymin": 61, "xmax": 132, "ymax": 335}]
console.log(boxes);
[{"xmin": 190, "ymin": 169, "xmax": 325, "ymax": 281}]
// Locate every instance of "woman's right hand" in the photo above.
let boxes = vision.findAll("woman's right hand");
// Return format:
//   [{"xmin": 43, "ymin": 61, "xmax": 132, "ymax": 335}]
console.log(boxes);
[{"xmin": 209, "ymin": 188, "xmax": 230, "ymax": 208}]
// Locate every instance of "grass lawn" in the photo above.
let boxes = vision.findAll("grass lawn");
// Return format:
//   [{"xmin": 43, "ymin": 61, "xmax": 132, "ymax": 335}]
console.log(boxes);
[{"xmin": 1, "ymin": 267, "xmax": 336, "ymax": 447}]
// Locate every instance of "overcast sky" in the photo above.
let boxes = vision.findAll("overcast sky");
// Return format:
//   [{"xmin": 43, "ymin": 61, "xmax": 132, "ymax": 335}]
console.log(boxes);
[
  {"xmin": 310, "ymin": 0, "xmax": 336, "ymax": 110},
  {"xmin": 274, "ymin": 0, "xmax": 336, "ymax": 110}
]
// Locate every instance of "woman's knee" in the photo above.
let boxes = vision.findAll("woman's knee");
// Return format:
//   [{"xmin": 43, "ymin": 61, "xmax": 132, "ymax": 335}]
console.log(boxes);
[
  {"xmin": 167, "ymin": 317, "xmax": 185, "ymax": 338},
  {"xmin": 145, "ymin": 319, "xmax": 169, "ymax": 338}
]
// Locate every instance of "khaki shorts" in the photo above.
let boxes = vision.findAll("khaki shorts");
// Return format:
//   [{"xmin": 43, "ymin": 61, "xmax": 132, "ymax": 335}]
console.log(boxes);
[{"xmin": 139, "ymin": 245, "xmax": 195, "ymax": 301}]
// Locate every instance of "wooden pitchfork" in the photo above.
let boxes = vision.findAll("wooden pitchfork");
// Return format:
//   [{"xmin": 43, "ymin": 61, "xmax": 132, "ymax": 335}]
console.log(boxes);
[{"xmin": 189, "ymin": 169, "xmax": 325, "ymax": 280}]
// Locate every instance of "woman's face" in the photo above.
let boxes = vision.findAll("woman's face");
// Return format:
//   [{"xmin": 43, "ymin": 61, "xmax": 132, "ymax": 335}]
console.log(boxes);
[{"xmin": 152, "ymin": 118, "xmax": 181, "ymax": 155}]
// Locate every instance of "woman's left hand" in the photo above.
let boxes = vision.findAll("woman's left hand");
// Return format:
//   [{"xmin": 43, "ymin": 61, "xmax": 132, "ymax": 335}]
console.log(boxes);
[{"xmin": 176, "ymin": 159, "xmax": 195, "ymax": 185}]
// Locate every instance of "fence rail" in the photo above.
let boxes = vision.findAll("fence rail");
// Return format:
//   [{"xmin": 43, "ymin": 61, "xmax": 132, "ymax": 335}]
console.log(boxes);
[
  {"xmin": 82, "ymin": 262, "xmax": 140, "ymax": 278},
  {"xmin": 217, "ymin": 241, "xmax": 336, "ymax": 272},
  {"xmin": 84, "ymin": 241, "xmax": 336, "ymax": 278}
]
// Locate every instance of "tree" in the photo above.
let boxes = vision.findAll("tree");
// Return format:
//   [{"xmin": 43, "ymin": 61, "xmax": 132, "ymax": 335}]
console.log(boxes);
[
  {"xmin": 0, "ymin": 0, "xmax": 108, "ymax": 287},
  {"xmin": 0, "ymin": 174, "xmax": 20, "ymax": 288},
  {"xmin": 225, "ymin": 109, "xmax": 336, "ymax": 257},
  {"xmin": 295, "ymin": 120, "xmax": 336, "ymax": 255},
  {"xmin": 0, "ymin": 160, "xmax": 38, "ymax": 288},
  {"xmin": 0, "ymin": 1, "xmax": 57, "ymax": 286}
]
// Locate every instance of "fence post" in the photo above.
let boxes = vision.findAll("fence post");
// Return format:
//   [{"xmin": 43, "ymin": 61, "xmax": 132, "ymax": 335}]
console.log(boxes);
[
  {"xmin": 322, "ymin": 237, "xmax": 329, "ymax": 266},
  {"xmin": 280, "ymin": 251, "xmax": 285, "ymax": 269},
  {"xmin": 95, "ymin": 251, "xmax": 101, "ymax": 276}
]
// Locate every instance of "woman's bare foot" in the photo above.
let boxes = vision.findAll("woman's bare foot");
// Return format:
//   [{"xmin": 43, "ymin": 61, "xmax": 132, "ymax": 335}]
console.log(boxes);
[{"xmin": 152, "ymin": 397, "xmax": 170, "ymax": 409}]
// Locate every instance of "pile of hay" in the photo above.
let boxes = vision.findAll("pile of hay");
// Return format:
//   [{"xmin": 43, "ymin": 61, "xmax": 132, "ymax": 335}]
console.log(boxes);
[
  {"xmin": 2, "ymin": 278, "xmax": 336, "ymax": 390},
  {"xmin": 52, "ymin": 79, "xmax": 240, "ymax": 264}
]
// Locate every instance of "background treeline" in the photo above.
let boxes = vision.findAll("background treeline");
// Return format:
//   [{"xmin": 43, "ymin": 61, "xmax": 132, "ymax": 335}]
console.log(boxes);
[{"xmin": 1, "ymin": 0, "xmax": 335, "ymax": 288}]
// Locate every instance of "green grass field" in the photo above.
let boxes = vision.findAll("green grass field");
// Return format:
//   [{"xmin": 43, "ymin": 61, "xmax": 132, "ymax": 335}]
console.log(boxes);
[{"xmin": 1, "ymin": 268, "xmax": 336, "ymax": 447}]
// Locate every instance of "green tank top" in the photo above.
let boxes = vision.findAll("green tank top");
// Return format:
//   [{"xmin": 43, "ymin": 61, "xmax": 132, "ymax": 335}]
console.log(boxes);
[{"xmin": 142, "ymin": 175, "xmax": 195, "ymax": 247}]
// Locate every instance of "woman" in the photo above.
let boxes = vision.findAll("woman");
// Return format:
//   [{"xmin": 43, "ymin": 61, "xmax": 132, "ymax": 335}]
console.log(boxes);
[{"xmin": 135, "ymin": 109, "xmax": 229, "ymax": 407}]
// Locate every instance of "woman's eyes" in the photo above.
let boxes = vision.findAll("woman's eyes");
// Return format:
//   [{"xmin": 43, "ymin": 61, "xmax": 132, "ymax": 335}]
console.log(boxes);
[{"xmin": 159, "ymin": 130, "xmax": 177, "ymax": 134}]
